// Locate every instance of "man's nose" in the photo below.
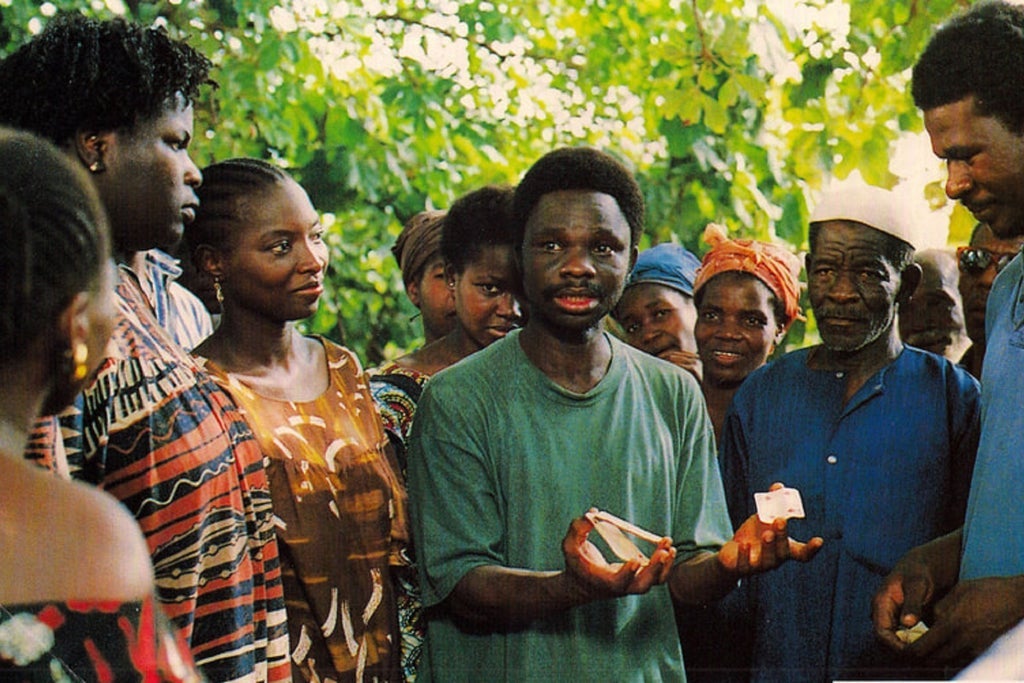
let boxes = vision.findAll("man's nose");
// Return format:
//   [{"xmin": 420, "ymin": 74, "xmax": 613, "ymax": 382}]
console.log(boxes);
[{"xmin": 945, "ymin": 160, "xmax": 973, "ymax": 201}]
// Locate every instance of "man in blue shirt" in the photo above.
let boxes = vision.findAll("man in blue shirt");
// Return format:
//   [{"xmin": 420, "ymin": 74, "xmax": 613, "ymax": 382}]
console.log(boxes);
[
  {"xmin": 873, "ymin": 1, "xmax": 1024, "ymax": 672},
  {"xmin": 720, "ymin": 184, "xmax": 980, "ymax": 681}
]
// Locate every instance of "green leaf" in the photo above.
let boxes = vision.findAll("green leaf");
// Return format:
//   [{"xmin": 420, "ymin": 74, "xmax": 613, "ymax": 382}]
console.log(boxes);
[
  {"xmin": 718, "ymin": 77, "xmax": 740, "ymax": 107},
  {"xmin": 702, "ymin": 94, "xmax": 728, "ymax": 135},
  {"xmin": 790, "ymin": 59, "xmax": 836, "ymax": 107}
]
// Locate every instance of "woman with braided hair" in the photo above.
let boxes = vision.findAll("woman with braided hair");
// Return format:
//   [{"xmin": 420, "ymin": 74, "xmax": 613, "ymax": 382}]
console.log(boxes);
[
  {"xmin": 187, "ymin": 158, "xmax": 408, "ymax": 683},
  {"xmin": 0, "ymin": 127, "xmax": 202, "ymax": 681},
  {"xmin": 0, "ymin": 15, "xmax": 289, "ymax": 681}
]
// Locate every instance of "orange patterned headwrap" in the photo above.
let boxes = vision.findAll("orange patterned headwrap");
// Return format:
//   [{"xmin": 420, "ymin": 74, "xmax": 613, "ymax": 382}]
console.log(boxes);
[{"xmin": 692, "ymin": 224, "xmax": 804, "ymax": 328}]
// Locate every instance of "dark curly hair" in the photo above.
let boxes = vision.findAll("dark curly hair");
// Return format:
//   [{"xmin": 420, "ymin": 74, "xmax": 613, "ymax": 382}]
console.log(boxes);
[
  {"xmin": 185, "ymin": 158, "xmax": 292, "ymax": 255},
  {"xmin": 913, "ymin": 1, "xmax": 1024, "ymax": 132},
  {"xmin": 0, "ymin": 12, "xmax": 212, "ymax": 144},
  {"xmin": 0, "ymin": 127, "xmax": 107, "ymax": 360},
  {"xmin": 441, "ymin": 185, "xmax": 516, "ymax": 274},
  {"xmin": 511, "ymin": 147, "xmax": 645, "ymax": 249}
]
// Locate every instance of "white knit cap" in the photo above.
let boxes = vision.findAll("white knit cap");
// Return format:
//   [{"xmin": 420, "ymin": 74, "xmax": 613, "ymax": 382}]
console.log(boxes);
[{"xmin": 809, "ymin": 184, "xmax": 917, "ymax": 249}]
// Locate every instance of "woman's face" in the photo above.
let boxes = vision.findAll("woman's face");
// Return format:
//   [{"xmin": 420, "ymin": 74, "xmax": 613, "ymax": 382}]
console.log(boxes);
[
  {"xmin": 451, "ymin": 244, "xmax": 522, "ymax": 350},
  {"xmin": 218, "ymin": 178, "xmax": 328, "ymax": 322},
  {"xmin": 93, "ymin": 94, "xmax": 202, "ymax": 255},
  {"xmin": 615, "ymin": 282, "xmax": 698, "ymax": 357},
  {"xmin": 408, "ymin": 255, "xmax": 456, "ymax": 343},
  {"xmin": 695, "ymin": 272, "xmax": 783, "ymax": 389}
]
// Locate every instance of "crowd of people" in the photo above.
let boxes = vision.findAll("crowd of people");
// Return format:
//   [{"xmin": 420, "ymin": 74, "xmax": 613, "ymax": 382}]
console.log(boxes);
[{"xmin": 2, "ymin": 2, "xmax": 1024, "ymax": 682}]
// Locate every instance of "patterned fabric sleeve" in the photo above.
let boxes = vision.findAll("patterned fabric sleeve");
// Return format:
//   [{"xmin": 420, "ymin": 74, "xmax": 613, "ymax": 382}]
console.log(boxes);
[
  {"xmin": 54, "ymin": 271, "xmax": 290, "ymax": 683},
  {"xmin": 368, "ymin": 363, "xmax": 430, "ymax": 478},
  {"xmin": 0, "ymin": 595, "xmax": 204, "ymax": 682}
]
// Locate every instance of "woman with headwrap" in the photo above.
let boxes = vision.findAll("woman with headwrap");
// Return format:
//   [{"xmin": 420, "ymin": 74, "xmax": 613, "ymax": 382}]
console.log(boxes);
[
  {"xmin": 676, "ymin": 225, "xmax": 802, "ymax": 683},
  {"xmin": 370, "ymin": 186, "xmax": 521, "ymax": 681},
  {"xmin": 393, "ymin": 210, "xmax": 456, "ymax": 344},
  {"xmin": 692, "ymin": 224, "xmax": 803, "ymax": 442}
]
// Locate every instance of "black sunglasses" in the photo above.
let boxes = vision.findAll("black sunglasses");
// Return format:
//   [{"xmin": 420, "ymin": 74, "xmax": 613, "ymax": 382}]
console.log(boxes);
[{"xmin": 957, "ymin": 246, "xmax": 1016, "ymax": 275}]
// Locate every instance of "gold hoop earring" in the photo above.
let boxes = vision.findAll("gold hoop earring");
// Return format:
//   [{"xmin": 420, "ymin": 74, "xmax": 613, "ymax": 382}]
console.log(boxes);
[
  {"xmin": 71, "ymin": 342, "xmax": 89, "ymax": 381},
  {"xmin": 214, "ymin": 279, "xmax": 224, "ymax": 305}
]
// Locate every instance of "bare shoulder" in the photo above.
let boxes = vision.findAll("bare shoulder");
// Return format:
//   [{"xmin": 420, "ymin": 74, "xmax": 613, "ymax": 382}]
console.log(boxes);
[
  {"xmin": 66, "ymin": 480, "xmax": 154, "ymax": 599},
  {"xmin": 0, "ymin": 466, "xmax": 153, "ymax": 604}
]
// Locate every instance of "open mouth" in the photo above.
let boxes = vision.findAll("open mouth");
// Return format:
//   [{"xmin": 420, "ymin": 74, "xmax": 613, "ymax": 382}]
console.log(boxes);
[
  {"xmin": 708, "ymin": 349, "xmax": 745, "ymax": 365},
  {"xmin": 554, "ymin": 294, "xmax": 599, "ymax": 313}
]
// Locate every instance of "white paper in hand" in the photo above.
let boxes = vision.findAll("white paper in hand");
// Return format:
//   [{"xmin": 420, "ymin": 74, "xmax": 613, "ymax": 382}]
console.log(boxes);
[
  {"xmin": 895, "ymin": 621, "xmax": 929, "ymax": 645},
  {"xmin": 753, "ymin": 487, "xmax": 806, "ymax": 524},
  {"xmin": 585, "ymin": 510, "xmax": 663, "ymax": 566},
  {"xmin": 590, "ymin": 518, "xmax": 649, "ymax": 566}
]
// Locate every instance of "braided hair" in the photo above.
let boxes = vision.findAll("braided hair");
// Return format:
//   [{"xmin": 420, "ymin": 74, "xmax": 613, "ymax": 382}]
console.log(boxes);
[
  {"xmin": 186, "ymin": 158, "xmax": 292, "ymax": 254},
  {"xmin": 0, "ymin": 127, "xmax": 108, "ymax": 360}
]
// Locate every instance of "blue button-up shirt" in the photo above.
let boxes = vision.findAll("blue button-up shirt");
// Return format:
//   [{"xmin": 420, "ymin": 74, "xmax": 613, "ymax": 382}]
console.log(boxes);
[{"xmin": 719, "ymin": 346, "xmax": 980, "ymax": 681}]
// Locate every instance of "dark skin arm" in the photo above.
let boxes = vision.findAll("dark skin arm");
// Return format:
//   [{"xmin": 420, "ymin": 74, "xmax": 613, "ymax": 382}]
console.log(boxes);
[
  {"xmin": 874, "ymin": 528, "xmax": 1024, "ymax": 664},
  {"xmin": 446, "ymin": 499, "xmax": 823, "ymax": 627},
  {"xmin": 669, "ymin": 513, "xmax": 824, "ymax": 605},
  {"xmin": 873, "ymin": 529, "xmax": 962, "ymax": 650},
  {"xmin": 917, "ymin": 574, "xmax": 1024, "ymax": 664},
  {"xmin": 446, "ymin": 513, "xmax": 676, "ymax": 627}
]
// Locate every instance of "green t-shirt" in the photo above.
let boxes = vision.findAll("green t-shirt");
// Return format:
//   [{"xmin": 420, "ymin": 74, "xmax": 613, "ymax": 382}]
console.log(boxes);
[{"xmin": 408, "ymin": 330, "xmax": 731, "ymax": 682}]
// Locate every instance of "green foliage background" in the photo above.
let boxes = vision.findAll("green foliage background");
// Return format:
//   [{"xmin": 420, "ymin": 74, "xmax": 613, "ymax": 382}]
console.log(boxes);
[{"xmin": 0, "ymin": 0, "xmax": 976, "ymax": 364}]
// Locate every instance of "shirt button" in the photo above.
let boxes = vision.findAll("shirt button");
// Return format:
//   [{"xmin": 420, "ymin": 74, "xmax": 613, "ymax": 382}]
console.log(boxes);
[
  {"xmin": 835, "ymin": 371, "xmax": 844, "ymax": 378},
  {"xmin": 827, "ymin": 454, "xmax": 838, "ymax": 464}
]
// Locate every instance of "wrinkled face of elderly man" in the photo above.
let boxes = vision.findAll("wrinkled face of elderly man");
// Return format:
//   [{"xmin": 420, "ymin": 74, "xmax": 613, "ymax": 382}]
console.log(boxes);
[{"xmin": 807, "ymin": 220, "xmax": 916, "ymax": 354}]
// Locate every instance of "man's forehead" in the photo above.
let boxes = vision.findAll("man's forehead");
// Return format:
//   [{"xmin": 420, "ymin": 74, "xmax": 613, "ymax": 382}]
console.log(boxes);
[
  {"xmin": 924, "ymin": 95, "xmax": 1023, "ymax": 145},
  {"xmin": 812, "ymin": 221, "xmax": 895, "ymax": 256}
]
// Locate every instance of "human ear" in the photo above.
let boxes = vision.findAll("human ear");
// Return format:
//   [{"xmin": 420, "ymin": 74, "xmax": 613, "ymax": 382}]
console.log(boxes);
[
  {"xmin": 406, "ymin": 277, "xmax": 423, "ymax": 308},
  {"xmin": 73, "ymin": 130, "xmax": 113, "ymax": 174},
  {"xmin": 772, "ymin": 325, "xmax": 787, "ymax": 351},
  {"xmin": 59, "ymin": 291, "xmax": 91, "ymax": 356},
  {"xmin": 897, "ymin": 262, "xmax": 923, "ymax": 308},
  {"xmin": 42, "ymin": 291, "xmax": 93, "ymax": 414},
  {"xmin": 195, "ymin": 244, "xmax": 225, "ymax": 281}
]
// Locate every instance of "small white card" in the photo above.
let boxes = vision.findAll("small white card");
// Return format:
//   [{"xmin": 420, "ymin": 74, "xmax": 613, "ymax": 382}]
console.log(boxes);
[{"xmin": 753, "ymin": 487, "xmax": 806, "ymax": 524}]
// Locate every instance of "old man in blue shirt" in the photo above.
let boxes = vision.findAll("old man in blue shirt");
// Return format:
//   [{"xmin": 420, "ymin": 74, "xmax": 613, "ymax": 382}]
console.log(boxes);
[{"xmin": 718, "ymin": 184, "xmax": 981, "ymax": 681}]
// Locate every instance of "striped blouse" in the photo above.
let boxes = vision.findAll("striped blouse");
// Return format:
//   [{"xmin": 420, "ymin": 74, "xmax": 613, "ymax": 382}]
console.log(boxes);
[{"xmin": 51, "ymin": 266, "xmax": 290, "ymax": 683}]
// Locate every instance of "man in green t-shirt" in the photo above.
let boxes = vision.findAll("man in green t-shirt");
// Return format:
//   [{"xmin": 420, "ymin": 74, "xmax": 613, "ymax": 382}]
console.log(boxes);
[{"xmin": 407, "ymin": 147, "xmax": 822, "ymax": 682}]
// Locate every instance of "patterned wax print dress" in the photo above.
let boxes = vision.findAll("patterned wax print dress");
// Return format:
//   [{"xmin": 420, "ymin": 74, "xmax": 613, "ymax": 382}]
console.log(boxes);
[
  {"xmin": 203, "ymin": 339, "xmax": 408, "ymax": 683},
  {"xmin": 369, "ymin": 363, "xmax": 431, "ymax": 681},
  {"xmin": 0, "ymin": 595, "xmax": 204, "ymax": 682},
  {"xmin": 32, "ymin": 267, "xmax": 289, "ymax": 683}
]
